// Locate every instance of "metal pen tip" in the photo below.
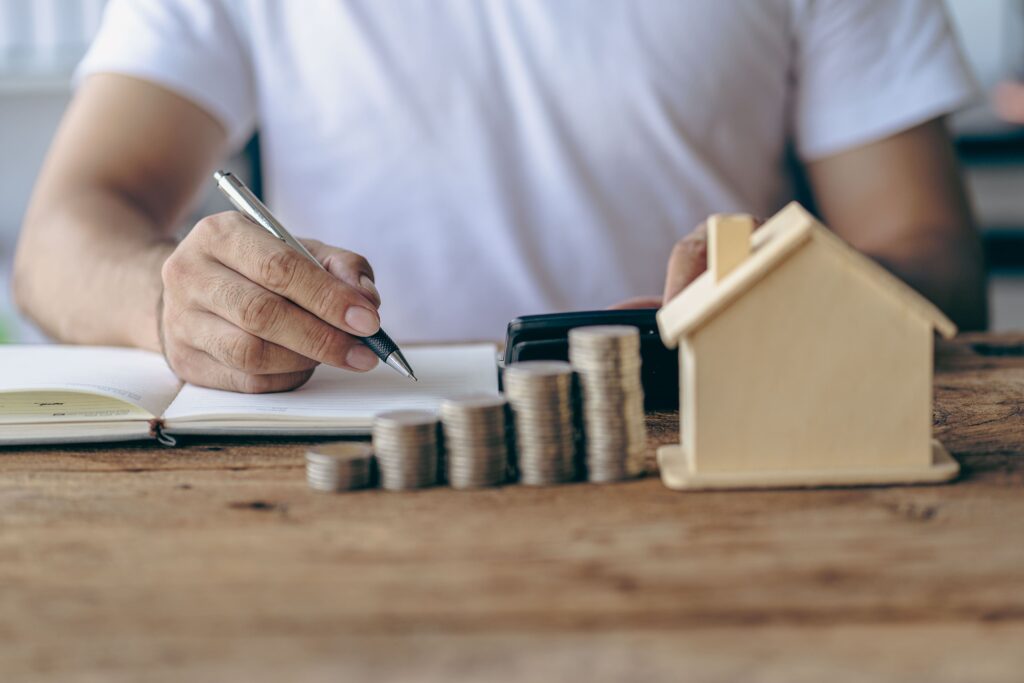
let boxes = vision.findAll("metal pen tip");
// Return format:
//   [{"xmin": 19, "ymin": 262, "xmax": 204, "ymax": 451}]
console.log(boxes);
[{"xmin": 385, "ymin": 352, "xmax": 417, "ymax": 381}]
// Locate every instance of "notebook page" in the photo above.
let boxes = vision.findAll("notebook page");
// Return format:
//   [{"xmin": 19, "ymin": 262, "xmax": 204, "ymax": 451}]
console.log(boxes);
[
  {"xmin": 163, "ymin": 344, "xmax": 498, "ymax": 423},
  {"xmin": 0, "ymin": 345, "xmax": 182, "ymax": 419}
]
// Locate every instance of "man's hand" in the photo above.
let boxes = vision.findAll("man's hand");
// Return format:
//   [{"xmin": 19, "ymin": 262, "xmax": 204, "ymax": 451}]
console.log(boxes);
[
  {"xmin": 662, "ymin": 222, "xmax": 710, "ymax": 303},
  {"xmin": 160, "ymin": 211, "xmax": 383, "ymax": 393},
  {"xmin": 608, "ymin": 222, "xmax": 710, "ymax": 310}
]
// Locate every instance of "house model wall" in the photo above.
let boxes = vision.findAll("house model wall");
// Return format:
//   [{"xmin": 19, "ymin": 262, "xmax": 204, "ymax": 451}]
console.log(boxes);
[{"xmin": 656, "ymin": 203, "xmax": 960, "ymax": 490}]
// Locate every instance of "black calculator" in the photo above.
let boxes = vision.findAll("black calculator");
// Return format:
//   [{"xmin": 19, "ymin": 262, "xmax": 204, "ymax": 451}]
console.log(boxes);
[{"xmin": 500, "ymin": 309, "xmax": 678, "ymax": 410}]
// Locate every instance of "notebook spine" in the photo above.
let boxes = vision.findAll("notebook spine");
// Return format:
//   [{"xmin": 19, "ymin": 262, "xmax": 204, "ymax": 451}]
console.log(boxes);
[{"xmin": 150, "ymin": 419, "xmax": 177, "ymax": 447}]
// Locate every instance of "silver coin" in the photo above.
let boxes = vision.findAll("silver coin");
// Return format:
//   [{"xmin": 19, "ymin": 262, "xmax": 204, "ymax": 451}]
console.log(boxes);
[
  {"xmin": 441, "ymin": 414, "xmax": 508, "ymax": 428},
  {"xmin": 441, "ymin": 394, "xmax": 508, "ymax": 411},
  {"xmin": 372, "ymin": 411, "xmax": 441, "ymax": 490},
  {"xmin": 569, "ymin": 325, "xmax": 640, "ymax": 345},
  {"xmin": 569, "ymin": 325, "xmax": 648, "ymax": 484},
  {"xmin": 439, "ymin": 393, "xmax": 510, "ymax": 490},
  {"xmin": 504, "ymin": 360, "xmax": 573, "ymax": 376},
  {"xmin": 504, "ymin": 361, "xmax": 578, "ymax": 485},
  {"xmin": 374, "ymin": 409, "xmax": 439, "ymax": 426},
  {"xmin": 304, "ymin": 442, "xmax": 375, "ymax": 492}
]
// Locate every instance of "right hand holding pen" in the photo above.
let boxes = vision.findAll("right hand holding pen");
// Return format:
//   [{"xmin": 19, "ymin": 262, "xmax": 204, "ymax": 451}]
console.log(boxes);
[{"xmin": 159, "ymin": 211, "xmax": 382, "ymax": 392}]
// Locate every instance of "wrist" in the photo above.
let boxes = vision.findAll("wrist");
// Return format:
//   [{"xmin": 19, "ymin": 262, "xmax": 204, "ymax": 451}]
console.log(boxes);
[{"xmin": 129, "ymin": 240, "xmax": 176, "ymax": 353}]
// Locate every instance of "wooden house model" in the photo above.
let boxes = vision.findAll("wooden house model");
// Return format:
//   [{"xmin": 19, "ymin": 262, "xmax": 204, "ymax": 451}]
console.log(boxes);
[{"xmin": 655, "ymin": 202, "xmax": 959, "ymax": 490}]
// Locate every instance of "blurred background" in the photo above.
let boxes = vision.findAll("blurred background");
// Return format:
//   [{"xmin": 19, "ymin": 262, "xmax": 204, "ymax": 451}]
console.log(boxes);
[{"xmin": 1, "ymin": 0, "xmax": 1024, "ymax": 342}]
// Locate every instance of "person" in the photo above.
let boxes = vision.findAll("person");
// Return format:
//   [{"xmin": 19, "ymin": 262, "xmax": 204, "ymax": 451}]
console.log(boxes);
[
  {"xmin": 994, "ymin": 79, "xmax": 1024, "ymax": 124},
  {"xmin": 14, "ymin": 0, "xmax": 988, "ymax": 393}
]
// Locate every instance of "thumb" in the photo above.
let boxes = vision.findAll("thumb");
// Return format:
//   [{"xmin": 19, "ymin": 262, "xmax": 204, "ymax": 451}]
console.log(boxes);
[{"xmin": 663, "ymin": 223, "xmax": 708, "ymax": 303}]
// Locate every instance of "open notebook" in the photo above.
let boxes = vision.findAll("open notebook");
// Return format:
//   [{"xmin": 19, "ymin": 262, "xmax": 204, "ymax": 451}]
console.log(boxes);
[{"xmin": 0, "ymin": 344, "xmax": 499, "ymax": 446}]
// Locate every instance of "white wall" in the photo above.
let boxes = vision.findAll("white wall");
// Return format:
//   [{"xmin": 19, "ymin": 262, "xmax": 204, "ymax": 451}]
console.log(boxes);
[
  {"xmin": 946, "ymin": 0, "xmax": 1024, "ymax": 133},
  {"xmin": 0, "ymin": 1, "xmax": 247, "ymax": 342},
  {"xmin": 0, "ymin": 89, "xmax": 69, "ymax": 234},
  {"xmin": 946, "ymin": 0, "xmax": 1015, "ymax": 88},
  {"xmin": 0, "ymin": 88, "xmax": 69, "ymax": 342},
  {"xmin": 0, "ymin": 0, "xmax": 99, "ymax": 341}
]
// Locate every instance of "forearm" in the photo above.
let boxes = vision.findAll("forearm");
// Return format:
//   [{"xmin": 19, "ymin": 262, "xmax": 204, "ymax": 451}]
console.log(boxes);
[
  {"xmin": 14, "ymin": 189, "xmax": 176, "ymax": 351},
  {"xmin": 867, "ymin": 231, "xmax": 988, "ymax": 332},
  {"xmin": 807, "ymin": 120, "xmax": 989, "ymax": 332}
]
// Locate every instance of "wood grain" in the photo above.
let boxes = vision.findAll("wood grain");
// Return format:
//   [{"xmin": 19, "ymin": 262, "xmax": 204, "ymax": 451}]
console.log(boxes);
[{"xmin": 2, "ymin": 334, "xmax": 1024, "ymax": 682}]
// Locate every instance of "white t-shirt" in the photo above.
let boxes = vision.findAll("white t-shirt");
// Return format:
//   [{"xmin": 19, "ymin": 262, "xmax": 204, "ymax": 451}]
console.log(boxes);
[{"xmin": 77, "ymin": 0, "xmax": 976, "ymax": 342}]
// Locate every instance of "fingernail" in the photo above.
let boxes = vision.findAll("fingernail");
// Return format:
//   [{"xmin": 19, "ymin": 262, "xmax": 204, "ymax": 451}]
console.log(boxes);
[
  {"xmin": 359, "ymin": 275, "xmax": 380, "ymax": 304},
  {"xmin": 346, "ymin": 345, "xmax": 379, "ymax": 371},
  {"xmin": 345, "ymin": 306, "xmax": 380, "ymax": 335}
]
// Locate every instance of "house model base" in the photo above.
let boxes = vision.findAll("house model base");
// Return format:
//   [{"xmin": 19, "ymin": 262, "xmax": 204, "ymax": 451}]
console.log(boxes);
[{"xmin": 657, "ymin": 440, "xmax": 959, "ymax": 491}]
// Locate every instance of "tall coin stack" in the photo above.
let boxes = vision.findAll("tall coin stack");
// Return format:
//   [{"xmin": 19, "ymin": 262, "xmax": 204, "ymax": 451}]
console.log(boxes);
[
  {"xmin": 372, "ymin": 410, "xmax": 440, "ymax": 491},
  {"xmin": 440, "ymin": 395, "xmax": 510, "ymax": 489},
  {"xmin": 503, "ymin": 361, "xmax": 578, "ymax": 485},
  {"xmin": 305, "ymin": 442, "xmax": 374, "ymax": 492},
  {"xmin": 569, "ymin": 325, "xmax": 647, "ymax": 482}
]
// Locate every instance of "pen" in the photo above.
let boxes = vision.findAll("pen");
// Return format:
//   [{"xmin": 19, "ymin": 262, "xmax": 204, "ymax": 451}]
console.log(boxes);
[{"xmin": 213, "ymin": 170, "xmax": 417, "ymax": 381}]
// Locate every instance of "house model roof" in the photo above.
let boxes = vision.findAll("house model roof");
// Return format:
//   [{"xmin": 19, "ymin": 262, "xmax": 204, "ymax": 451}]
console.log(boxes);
[{"xmin": 657, "ymin": 202, "xmax": 957, "ymax": 348}]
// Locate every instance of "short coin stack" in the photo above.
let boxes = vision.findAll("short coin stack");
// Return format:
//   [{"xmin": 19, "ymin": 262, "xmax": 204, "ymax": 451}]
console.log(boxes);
[
  {"xmin": 440, "ymin": 394, "xmax": 510, "ymax": 489},
  {"xmin": 503, "ymin": 361, "xmax": 578, "ymax": 485},
  {"xmin": 569, "ymin": 325, "xmax": 647, "ymax": 482},
  {"xmin": 372, "ymin": 410, "xmax": 440, "ymax": 490},
  {"xmin": 305, "ymin": 442, "xmax": 374, "ymax": 492}
]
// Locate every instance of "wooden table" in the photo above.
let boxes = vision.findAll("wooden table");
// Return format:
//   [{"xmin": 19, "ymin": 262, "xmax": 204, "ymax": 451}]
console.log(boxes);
[{"xmin": 2, "ymin": 334, "xmax": 1023, "ymax": 682}]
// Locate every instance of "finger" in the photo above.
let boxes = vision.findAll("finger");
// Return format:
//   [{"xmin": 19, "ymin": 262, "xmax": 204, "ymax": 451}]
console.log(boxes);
[
  {"xmin": 187, "ymin": 263, "xmax": 379, "ymax": 372},
  {"xmin": 304, "ymin": 240, "xmax": 381, "ymax": 307},
  {"xmin": 608, "ymin": 297, "xmax": 663, "ymax": 310},
  {"xmin": 197, "ymin": 212, "xmax": 381, "ymax": 337},
  {"xmin": 994, "ymin": 82, "xmax": 1024, "ymax": 124},
  {"xmin": 167, "ymin": 343, "xmax": 316, "ymax": 393},
  {"xmin": 663, "ymin": 223, "xmax": 708, "ymax": 303},
  {"xmin": 187, "ymin": 310, "xmax": 320, "ymax": 374}
]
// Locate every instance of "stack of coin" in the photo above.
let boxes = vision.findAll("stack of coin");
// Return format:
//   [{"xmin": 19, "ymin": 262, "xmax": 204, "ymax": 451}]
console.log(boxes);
[
  {"xmin": 440, "ymin": 394, "xmax": 510, "ymax": 489},
  {"xmin": 503, "ymin": 361, "xmax": 578, "ymax": 485},
  {"xmin": 569, "ymin": 325, "xmax": 647, "ymax": 482},
  {"xmin": 372, "ymin": 410, "xmax": 440, "ymax": 490},
  {"xmin": 305, "ymin": 442, "xmax": 374, "ymax": 492}
]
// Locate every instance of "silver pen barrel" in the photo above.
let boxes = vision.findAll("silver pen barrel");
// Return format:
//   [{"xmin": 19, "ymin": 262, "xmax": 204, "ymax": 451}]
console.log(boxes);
[{"xmin": 213, "ymin": 171, "xmax": 325, "ymax": 269}]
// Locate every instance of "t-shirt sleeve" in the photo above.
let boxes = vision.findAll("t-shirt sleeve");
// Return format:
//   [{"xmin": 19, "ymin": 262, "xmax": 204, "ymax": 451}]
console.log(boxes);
[
  {"xmin": 74, "ymin": 0, "xmax": 256, "ymax": 151},
  {"xmin": 792, "ymin": 0, "xmax": 979, "ymax": 161}
]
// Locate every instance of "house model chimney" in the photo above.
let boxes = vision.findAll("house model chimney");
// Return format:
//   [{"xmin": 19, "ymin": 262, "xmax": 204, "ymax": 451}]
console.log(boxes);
[{"xmin": 708, "ymin": 213, "xmax": 755, "ymax": 282}]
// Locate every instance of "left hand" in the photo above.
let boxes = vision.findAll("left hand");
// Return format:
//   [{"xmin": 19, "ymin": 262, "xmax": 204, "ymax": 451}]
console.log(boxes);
[{"xmin": 608, "ymin": 220, "xmax": 711, "ymax": 309}]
